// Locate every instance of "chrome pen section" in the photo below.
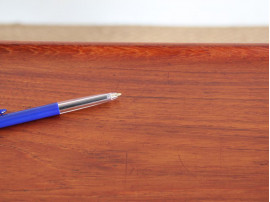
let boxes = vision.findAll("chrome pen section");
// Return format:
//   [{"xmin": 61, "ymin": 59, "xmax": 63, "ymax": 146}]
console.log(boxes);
[{"xmin": 58, "ymin": 93, "xmax": 121, "ymax": 114}]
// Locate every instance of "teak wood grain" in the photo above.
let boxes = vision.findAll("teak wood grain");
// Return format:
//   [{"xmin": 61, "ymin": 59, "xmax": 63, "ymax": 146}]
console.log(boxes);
[{"xmin": 0, "ymin": 43, "xmax": 268, "ymax": 201}]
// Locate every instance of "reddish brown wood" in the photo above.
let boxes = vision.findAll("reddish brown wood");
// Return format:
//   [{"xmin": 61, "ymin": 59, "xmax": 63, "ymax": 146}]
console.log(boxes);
[{"xmin": 0, "ymin": 43, "xmax": 268, "ymax": 201}]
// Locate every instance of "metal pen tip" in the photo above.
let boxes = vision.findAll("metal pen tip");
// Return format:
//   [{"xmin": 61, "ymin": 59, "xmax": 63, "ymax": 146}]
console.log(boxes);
[{"xmin": 110, "ymin": 92, "xmax": 122, "ymax": 100}]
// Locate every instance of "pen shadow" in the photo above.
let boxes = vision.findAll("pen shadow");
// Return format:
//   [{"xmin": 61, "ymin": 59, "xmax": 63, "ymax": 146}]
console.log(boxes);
[{"xmin": 0, "ymin": 115, "xmax": 62, "ymax": 138}]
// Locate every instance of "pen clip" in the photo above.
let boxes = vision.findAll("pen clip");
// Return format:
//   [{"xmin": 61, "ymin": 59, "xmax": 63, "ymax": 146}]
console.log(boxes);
[{"xmin": 0, "ymin": 109, "xmax": 7, "ymax": 116}]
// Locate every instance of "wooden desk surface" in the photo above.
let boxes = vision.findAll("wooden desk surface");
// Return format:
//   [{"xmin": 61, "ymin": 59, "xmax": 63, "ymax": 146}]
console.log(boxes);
[{"xmin": 0, "ymin": 43, "xmax": 268, "ymax": 201}]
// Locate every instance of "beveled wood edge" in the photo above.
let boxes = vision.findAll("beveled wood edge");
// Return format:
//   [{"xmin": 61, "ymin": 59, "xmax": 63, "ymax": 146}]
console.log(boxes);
[{"xmin": 0, "ymin": 40, "xmax": 268, "ymax": 47}]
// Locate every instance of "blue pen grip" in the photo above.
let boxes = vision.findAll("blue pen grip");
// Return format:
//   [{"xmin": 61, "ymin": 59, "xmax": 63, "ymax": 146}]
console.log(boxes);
[{"xmin": 0, "ymin": 103, "xmax": 60, "ymax": 128}]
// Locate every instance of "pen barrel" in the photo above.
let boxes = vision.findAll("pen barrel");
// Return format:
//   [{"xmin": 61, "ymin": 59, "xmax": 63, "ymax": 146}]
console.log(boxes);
[{"xmin": 0, "ymin": 103, "xmax": 60, "ymax": 128}]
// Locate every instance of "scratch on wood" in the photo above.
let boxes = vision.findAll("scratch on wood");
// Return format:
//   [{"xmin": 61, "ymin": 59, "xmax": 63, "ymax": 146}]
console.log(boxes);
[
  {"xmin": 129, "ymin": 167, "xmax": 134, "ymax": 175},
  {"xmin": 124, "ymin": 151, "xmax": 128, "ymax": 184},
  {"xmin": 177, "ymin": 152, "xmax": 189, "ymax": 173},
  {"xmin": 125, "ymin": 152, "xmax": 128, "ymax": 175},
  {"xmin": 167, "ymin": 72, "xmax": 170, "ymax": 85},
  {"xmin": 219, "ymin": 135, "xmax": 223, "ymax": 171}
]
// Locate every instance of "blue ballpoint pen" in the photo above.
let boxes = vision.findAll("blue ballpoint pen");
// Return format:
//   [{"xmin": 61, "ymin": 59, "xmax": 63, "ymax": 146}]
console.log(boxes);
[{"xmin": 0, "ymin": 92, "xmax": 121, "ymax": 129}]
